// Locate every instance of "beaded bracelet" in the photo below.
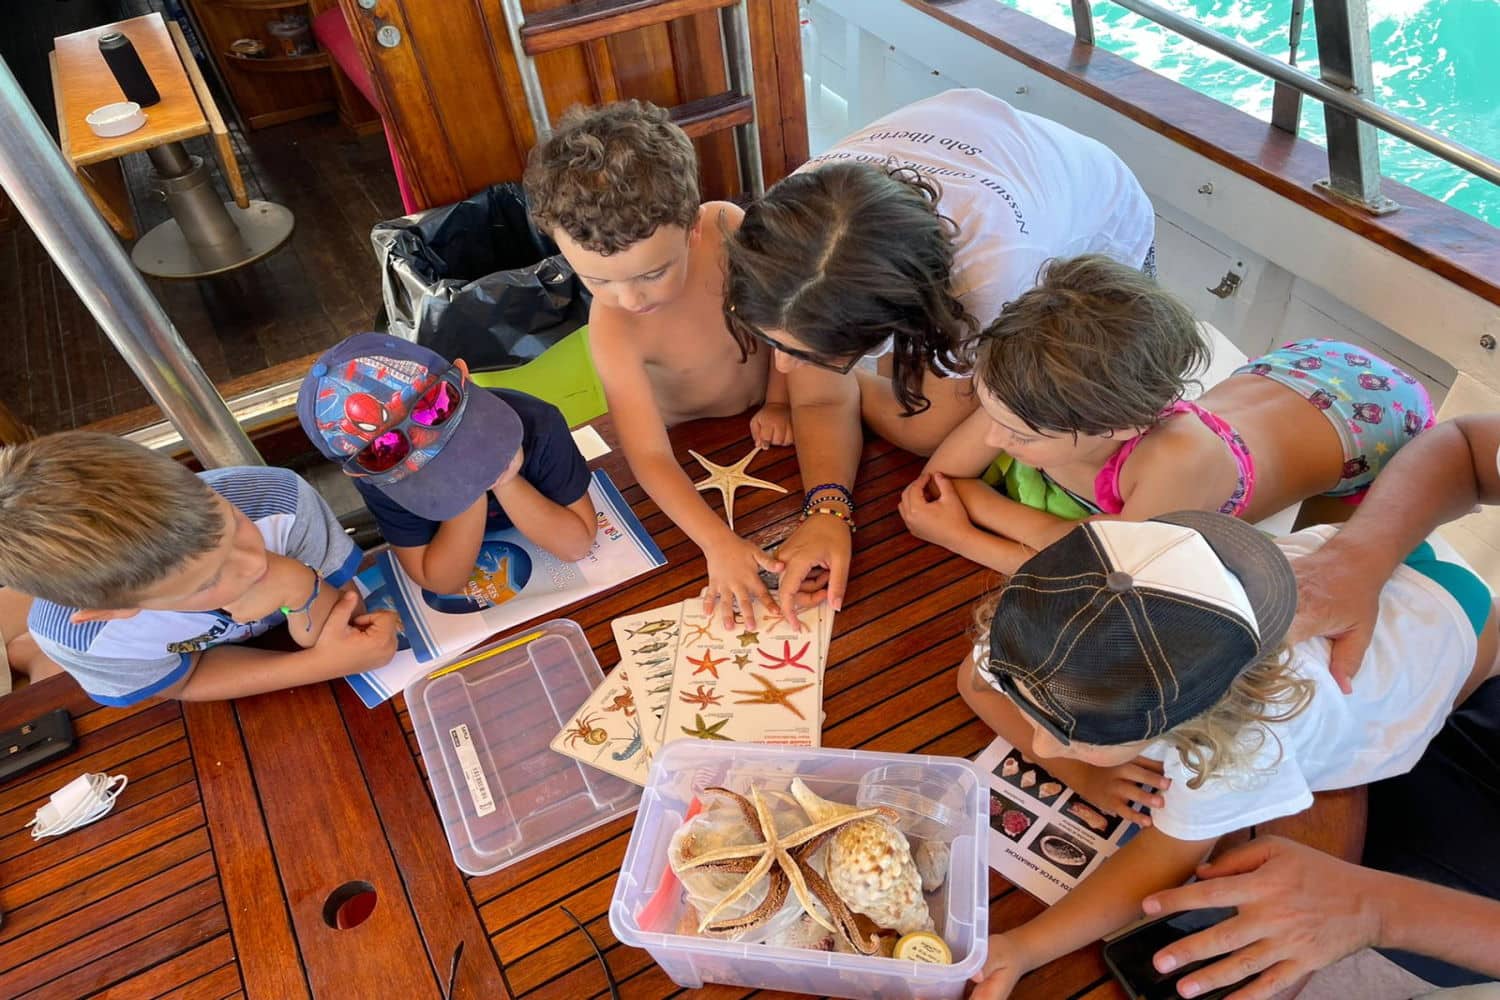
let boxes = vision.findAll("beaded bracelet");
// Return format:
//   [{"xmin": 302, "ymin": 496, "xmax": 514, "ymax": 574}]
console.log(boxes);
[
  {"xmin": 279, "ymin": 564, "xmax": 321, "ymax": 633},
  {"xmin": 803, "ymin": 482, "xmax": 853, "ymax": 510},
  {"xmin": 802, "ymin": 505, "xmax": 855, "ymax": 533}
]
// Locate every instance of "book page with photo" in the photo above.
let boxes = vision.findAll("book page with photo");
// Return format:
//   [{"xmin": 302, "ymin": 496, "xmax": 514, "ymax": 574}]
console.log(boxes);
[{"xmin": 975, "ymin": 736, "xmax": 1140, "ymax": 904}]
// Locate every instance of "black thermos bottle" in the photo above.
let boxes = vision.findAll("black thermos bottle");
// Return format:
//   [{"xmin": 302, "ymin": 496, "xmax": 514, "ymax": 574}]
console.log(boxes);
[{"xmin": 97, "ymin": 32, "xmax": 161, "ymax": 107}]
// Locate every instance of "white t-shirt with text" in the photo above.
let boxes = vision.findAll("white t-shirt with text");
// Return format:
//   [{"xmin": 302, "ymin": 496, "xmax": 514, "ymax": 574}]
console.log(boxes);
[{"xmin": 802, "ymin": 88, "xmax": 1157, "ymax": 366}]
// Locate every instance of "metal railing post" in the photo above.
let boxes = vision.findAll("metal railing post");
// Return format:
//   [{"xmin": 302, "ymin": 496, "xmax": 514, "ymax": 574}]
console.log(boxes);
[
  {"xmin": 0, "ymin": 55, "xmax": 261, "ymax": 468},
  {"xmin": 498, "ymin": 0, "xmax": 552, "ymax": 141},
  {"xmin": 723, "ymin": 0, "xmax": 765, "ymax": 196},
  {"xmin": 1309, "ymin": 0, "xmax": 1397, "ymax": 213},
  {"xmin": 1269, "ymin": 0, "xmax": 1305, "ymax": 134},
  {"xmin": 1070, "ymin": 0, "xmax": 1095, "ymax": 45}
]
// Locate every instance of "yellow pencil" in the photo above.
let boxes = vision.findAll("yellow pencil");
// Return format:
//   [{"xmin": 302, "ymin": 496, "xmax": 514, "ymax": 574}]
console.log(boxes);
[{"xmin": 426, "ymin": 629, "xmax": 545, "ymax": 680}]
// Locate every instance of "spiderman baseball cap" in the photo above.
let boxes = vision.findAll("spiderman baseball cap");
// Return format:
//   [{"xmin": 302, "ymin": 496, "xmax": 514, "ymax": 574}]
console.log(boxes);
[
  {"xmin": 979, "ymin": 511, "xmax": 1296, "ymax": 746},
  {"xmin": 296, "ymin": 333, "xmax": 522, "ymax": 521}
]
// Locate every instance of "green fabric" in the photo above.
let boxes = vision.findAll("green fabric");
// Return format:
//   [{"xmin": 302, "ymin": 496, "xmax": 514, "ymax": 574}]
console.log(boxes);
[
  {"xmin": 469, "ymin": 327, "xmax": 607, "ymax": 429},
  {"xmin": 980, "ymin": 453, "xmax": 1093, "ymax": 521}
]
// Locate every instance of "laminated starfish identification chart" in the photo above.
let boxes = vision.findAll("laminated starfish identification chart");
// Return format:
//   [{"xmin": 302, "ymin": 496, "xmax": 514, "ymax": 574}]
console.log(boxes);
[{"xmin": 552, "ymin": 597, "xmax": 833, "ymax": 785}]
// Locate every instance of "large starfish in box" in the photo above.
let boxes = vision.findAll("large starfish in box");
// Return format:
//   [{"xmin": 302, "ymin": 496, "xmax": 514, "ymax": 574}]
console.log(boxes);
[
  {"xmin": 690, "ymin": 446, "xmax": 787, "ymax": 530},
  {"xmin": 679, "ymin": 786, "xmax": 888, "ymax": 953}
]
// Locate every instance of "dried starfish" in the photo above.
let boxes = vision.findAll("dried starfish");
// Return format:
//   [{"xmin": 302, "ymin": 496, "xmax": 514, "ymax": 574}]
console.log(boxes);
[
  {"xmin": 731, "ymin": 673, "xmax": 813, "ymax": 719},
  {"xmin": 758, "ymin": 640, "xmax": 814, "ymax": 672},
  {"xmin": 682, "ymin": 620, "xmax": 715, "ymax": 644},
  {"xmin": 680, "ymin": 714, "xmax": 731, "ymax": 740},
  {"xmin": 683, "ymin": 786, "xmax": 888, "ymax": 952},
  {"xmin": 690, "ymin": 446, "xmax": 788, "ymax": 530},
  {"xmin": 678, "ymin": 684, "xmax": 723, "ymax": 709},
  {"xmin": 687, "ymin": 649, "xmax": 728, "ymax": 678}
]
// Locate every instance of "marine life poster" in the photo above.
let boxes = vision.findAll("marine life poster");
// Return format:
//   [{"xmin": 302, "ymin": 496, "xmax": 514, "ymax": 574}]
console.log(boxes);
[
  {"xmin": 975, "ymin": 737, "xmax": 1139, "ymax": 904},
  {"xmin": 547, "ymin": 666, "xmax": 651, "ymax": 785}
]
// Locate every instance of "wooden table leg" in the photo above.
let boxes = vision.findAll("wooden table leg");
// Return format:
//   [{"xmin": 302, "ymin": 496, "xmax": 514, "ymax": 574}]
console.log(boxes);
[
  {"xmin": 49, "ymin": 51, "xmax": 137, "ymax": 240},
  {"xmin": 170, "ymin": 21, "xmax": 249, "ymax": 209}
]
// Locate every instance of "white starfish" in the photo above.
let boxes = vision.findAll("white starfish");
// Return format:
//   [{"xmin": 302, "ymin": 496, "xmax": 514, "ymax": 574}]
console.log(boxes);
[{"xmin": 690, "ymin": 446, "xmax": 787, "ymax": 530}]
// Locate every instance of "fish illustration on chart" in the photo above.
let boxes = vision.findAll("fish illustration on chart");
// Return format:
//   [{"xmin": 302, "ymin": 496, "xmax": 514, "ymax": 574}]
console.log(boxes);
[
  {"xmin": 644, "ymin": 667, "xmax": 673, "ymax": 681},
  {"xmin": 625, "ymin": 619, "xmax": 677, "ymax": 637},
  {"xmin": 637, "ymin": 656, "xmax": 671, "ymax": 669},
  {"xmin": 632, "ymin": 639, "xmax": 671, "ymax": 656}
]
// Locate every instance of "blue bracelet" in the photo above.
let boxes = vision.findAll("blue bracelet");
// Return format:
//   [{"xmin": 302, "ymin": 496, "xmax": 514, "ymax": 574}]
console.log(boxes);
[
  {"xmin": 279, "ymin": 565, "xmax": 321, "ymax": 632},
  {"xmin": 803, "ymin": 482, "xmax": 853, "ymax": 513}
]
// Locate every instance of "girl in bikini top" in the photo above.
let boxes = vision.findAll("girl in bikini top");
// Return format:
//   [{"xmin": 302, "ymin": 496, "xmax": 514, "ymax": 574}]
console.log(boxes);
[{"xmin": 909, "ymin": 255, "xmax": 1425, "ymax": 576}]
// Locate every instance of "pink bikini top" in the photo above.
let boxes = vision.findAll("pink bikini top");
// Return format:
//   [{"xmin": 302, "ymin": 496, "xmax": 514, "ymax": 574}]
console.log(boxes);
[{"xmin": 1093, "ymin": 399, "xmax": 1256, "ymax": 516}]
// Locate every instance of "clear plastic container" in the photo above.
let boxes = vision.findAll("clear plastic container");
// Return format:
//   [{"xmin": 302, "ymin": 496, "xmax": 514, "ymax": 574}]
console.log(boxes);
[
  {"xmin": 406, "ymin": 619, "xmax": 639, "ymax": 875},
  {"xmin": 266, "ymin": 15, "xmax": 315, "ymax": 57},
  {"xmin": 610, "ymin": 741, "xmax": 988, "ymax": 1000}
]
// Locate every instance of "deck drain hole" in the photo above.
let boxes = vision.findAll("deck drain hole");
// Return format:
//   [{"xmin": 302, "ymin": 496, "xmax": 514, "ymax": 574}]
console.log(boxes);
[{"xmin": 322, "ymin": 881, "xmax": 377, "ymax": 929}]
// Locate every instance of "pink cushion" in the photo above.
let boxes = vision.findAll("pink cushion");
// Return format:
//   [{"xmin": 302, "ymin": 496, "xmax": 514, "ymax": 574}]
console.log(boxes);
[{"xmin": 312, "ymin": 8, "xmax": 418, "ymax": 213}]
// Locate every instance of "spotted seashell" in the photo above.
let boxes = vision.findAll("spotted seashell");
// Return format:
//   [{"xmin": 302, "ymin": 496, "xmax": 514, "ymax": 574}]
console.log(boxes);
[{"xmin": 789, "ymin": 779, "xmax": 934, "ymax": 936}]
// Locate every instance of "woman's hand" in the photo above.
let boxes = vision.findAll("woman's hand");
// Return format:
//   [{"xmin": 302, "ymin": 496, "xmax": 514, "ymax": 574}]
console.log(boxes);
[
  {"xmin": 750, "ymin": 402, "xmax": 794, "ymax": 448},
  {"xmin": 701, "ymin": 535, "xmax": 784, "ymax": 629},
  {"xmin": 900, "ymin": 471, "xmax": 977, "ymax": 551},
  {"xmin": 1054, "ymin": 755, "xmax": 1170, "ymax": 828},
  {"xmin": 969, "ymin": 933, "xmax": 1030, "ymax": 1000},
  {"xmin": 776, "ymin": 512, "xmax": 852, "ymax": 628}
]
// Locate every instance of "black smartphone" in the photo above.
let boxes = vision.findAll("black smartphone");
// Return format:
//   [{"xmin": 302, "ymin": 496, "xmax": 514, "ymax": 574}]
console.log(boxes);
[
  {"xmin": 0, "ymin": 709, "xmax": 76, "ymax": 784},
  {"xmin": 1102, "ymin": 907, "xmax": 1251, "ymax": 1000}
]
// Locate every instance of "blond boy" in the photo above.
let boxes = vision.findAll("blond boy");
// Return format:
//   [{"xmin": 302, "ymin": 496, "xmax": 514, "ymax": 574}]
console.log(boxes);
[
  {"xmin": 0, "ymin": 433, "xmax": 398, "ymax": 704},
  {"xmin": 526, "ymin": 100, "xmax": 790, "ymax": 625}
]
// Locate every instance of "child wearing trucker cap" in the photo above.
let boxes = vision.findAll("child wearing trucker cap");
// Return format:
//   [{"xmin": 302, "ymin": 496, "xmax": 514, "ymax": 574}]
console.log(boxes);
[{"xmin": 958, "ymin": 512, "xmax": 1498, "ymax": 1000}]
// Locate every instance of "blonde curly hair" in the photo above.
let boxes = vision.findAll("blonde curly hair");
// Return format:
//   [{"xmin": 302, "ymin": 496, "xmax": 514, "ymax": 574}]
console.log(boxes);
[
  {"xmin": 524, "ymin": 100, "xmax": 699, "ymax": 254},
  {"xmin": 971, "ymin": 595, "xmax": 1315, "ymax": 789}
]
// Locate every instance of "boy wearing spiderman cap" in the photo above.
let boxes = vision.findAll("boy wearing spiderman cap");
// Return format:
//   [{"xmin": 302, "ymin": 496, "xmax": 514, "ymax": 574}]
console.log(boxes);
[{"xmin": 297, "ymin": 334, "xmax": 597, "ymax": 593}]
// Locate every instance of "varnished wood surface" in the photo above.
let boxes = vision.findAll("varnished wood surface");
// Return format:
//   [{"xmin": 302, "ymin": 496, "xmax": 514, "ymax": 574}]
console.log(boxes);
[
  {"xmin": 906, "ymin": 0, "xmax": 1500, "ymax": 311},
  {"xmin": 0, "ymin": 415, "xmax": 1124, "ymax": 999},
  {"xmin": 521, "ymin": 0, "xmax": 740, "ymax": 56},
  {"xmin": 53, "ymin": 13, "xmax": 210, "ymax": 167},
  {"xmin": 336, "ymin": 0, "xmax": 806, "ymax": 210}
]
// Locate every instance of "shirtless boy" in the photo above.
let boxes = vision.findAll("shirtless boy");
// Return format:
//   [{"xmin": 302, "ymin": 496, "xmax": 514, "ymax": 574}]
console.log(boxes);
[{"xmin": 526, "ymin": 100, "xmax": 790, "ymax": 626}]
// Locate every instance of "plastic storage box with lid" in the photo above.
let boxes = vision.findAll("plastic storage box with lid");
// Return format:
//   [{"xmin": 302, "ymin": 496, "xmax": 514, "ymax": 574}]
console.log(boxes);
[
  {"xmin": 610, "ymin": 740, "xmax": 989, "ymax": 1000},
  {"xmin": 405, "ymin": 619, "xmax": 639, "ymax": 875}
]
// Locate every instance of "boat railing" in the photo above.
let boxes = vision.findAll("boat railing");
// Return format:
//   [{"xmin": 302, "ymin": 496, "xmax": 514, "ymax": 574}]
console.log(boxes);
[{"xmin": 1068, "ymin": 0, "xmax": 1500, "ymax": 215}]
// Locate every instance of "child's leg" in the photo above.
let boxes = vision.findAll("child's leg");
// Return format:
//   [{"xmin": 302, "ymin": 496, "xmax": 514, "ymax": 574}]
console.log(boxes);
[
  {"xmin": 856, "ymin": 368, "xmax": 976, "ymax": 457},
  {"xmin": 0, "ymin": 588, "xmax": 61, "ymax": 686}
]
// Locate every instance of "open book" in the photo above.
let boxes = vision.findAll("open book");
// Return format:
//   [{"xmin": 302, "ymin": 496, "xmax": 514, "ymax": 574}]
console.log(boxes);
[{"xmin": 346, "ymin": 469, "xmax": 665, "ymax": 707}]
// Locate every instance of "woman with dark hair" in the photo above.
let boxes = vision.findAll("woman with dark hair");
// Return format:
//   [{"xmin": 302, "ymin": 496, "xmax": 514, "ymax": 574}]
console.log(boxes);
[{"xmin": 724, "ymin": 88, "xmax": 1155, "ymax": 621}]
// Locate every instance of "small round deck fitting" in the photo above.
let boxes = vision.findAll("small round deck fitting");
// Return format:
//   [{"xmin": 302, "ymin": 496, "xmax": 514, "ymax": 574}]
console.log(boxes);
[{"xmin": 322, "ymin": 880, "xmax": 378, "ymax": 930}]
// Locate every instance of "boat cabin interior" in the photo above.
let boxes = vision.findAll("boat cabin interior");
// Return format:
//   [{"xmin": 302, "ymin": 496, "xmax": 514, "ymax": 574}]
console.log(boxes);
[{"xmin": 0, "ymin": 0, "xmax": 1496, "ymax": 998}]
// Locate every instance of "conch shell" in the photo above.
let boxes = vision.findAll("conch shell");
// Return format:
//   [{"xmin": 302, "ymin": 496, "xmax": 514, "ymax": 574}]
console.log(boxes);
[{"xmin": 789, "ymin": 779, "xmax": 934, "ymax": 936}]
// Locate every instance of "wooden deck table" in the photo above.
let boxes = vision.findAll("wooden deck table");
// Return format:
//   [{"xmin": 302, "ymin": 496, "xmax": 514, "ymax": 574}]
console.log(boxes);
[
  {"xmin": 0, "ymin": 416, "xmax": 1127, "ymax": 1000},
  {"xmin": 52, "ymin": 12, "xmax": 291, "ymax": 278},
  {"xmin": 51, "ymin": 12, "xmax": 247, "ymax": 243}
]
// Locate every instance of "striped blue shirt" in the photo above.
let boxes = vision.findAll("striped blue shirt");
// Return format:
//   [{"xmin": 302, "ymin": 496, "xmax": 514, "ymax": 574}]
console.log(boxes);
[{"xmin": 29, "ymin": 467, "xmax": 360, "ymax": 705}]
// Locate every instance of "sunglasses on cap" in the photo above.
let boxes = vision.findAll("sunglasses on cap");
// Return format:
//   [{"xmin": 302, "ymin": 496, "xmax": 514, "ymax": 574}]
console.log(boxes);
[
  {"xmin": 736, "ymin": 320, "xmax": 863, "ymax": 376},
  {"xmin": 344, "ymin": 367, "xmax": 466, "ymax": 476},
  {"xmin": 986, "ymin": 664, "xmax": 1074, "ymax": 747}
]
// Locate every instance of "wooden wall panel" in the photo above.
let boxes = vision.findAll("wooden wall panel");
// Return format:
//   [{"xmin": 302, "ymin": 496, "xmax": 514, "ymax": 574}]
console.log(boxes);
[{"xmin": 334, "ymin": 0, "xmax": 806, "ymax": 209}]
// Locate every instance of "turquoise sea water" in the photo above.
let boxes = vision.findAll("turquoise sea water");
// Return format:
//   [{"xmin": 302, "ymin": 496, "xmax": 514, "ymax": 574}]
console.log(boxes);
[{"xmin": 1000, "ymin": 0, "xmax": 1500, "ymax": 227}]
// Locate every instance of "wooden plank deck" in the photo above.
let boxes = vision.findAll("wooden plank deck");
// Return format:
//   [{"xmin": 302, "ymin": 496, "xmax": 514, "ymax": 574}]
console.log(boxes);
[{"xmin": 0, "ymin": 416, "xmax": 1127, "ymax": 1000}]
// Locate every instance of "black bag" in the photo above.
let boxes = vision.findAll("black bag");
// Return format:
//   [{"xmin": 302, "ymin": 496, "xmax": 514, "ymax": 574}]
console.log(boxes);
[{"xmin": 371, "ymin": 183, "xmax": 590, "ymax": 371}]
